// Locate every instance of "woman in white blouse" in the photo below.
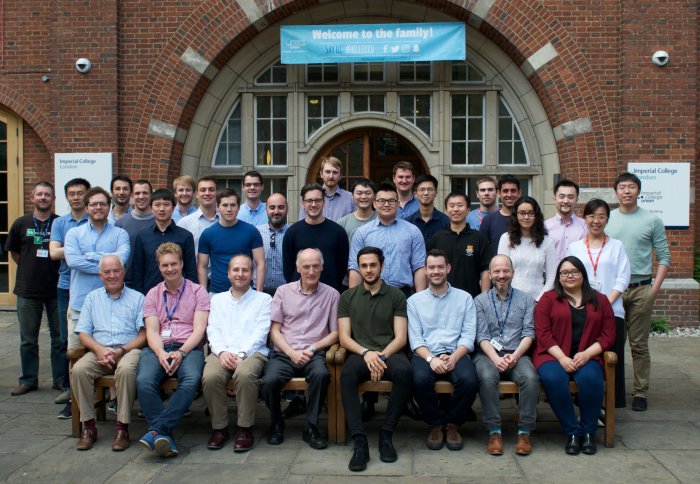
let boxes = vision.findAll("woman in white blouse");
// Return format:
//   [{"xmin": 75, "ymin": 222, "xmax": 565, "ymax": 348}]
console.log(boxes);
[
  {"xmin": 567, "ymin": 198, "xmax": 630, "ymax": 408},
  {"xmin": 497, "ymin": 196, "xmax": 556, "ymax": 302}
]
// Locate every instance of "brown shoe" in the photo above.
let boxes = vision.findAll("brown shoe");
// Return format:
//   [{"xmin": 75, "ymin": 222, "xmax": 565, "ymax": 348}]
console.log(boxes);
[
  {"xmin": 445, "ymin": 423, "xmax": 463, "ymax": 451},
  {"xmin": 76, "ymin": 428, "xmax": 97, "ymax": 450},
  {"xmin": 426, "ymin": 425, "xmax": 444, "ymax": 450},
  {"xmin": 515, "ymin": 433, "xmax": 532, "ymax": 455},
  {"xmin": 112, "ymin": 429, "xmax": 130, "ymax": 451},
  {"xmin": 207, "ymin": 427, "xmax": 230, "ymax": 450},
  {"xmin": 487, "ymin": 432, "xmax": 504, "ymax": 455},
  {"xmin": 233, "ymin": 427, "xmax": 254, "ymax": 453},
  {"xmin": 11, "ymin": 384, "xmax": 37, "ymax": 396}
]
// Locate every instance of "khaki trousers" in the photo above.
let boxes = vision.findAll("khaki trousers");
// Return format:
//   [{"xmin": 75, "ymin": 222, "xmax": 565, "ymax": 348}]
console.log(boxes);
[
  {"xmin": 67, "ymin": 308, "xmax": 83, "ymax": 351},
  {"xmin": 623, "ymin": 284, "xmax": 655, "ymax": 399},
  {"xmin": 202, "ymin": 352, "xmax": 267, "ymax": 429},
  {"xmin": 70, "ymin": 349, "xmax": 141, "ymax": 424}
]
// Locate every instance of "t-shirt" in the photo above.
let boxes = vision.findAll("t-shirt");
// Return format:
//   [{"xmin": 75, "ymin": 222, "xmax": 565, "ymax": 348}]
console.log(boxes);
[
  {"xmin": 50, "ymin": 212, "xmax": 89, "ymax": 289},
  {"xmin": 198, "ymin": 220, "xmax": 263, "ymax": 293},
  {"xmin": 5, "ymin": 213, "xmax": 60, "ymax": 298},
  {"xmin": 479, "ymin": 210, "xmax": 511, "ymax": 249},
  {"xmin": 337, "ymin": 211, "xmax": 377, "ymax": 243}
]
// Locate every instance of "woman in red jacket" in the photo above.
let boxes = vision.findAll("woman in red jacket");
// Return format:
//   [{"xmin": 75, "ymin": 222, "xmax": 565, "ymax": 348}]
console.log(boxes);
[{"xmin": 534, "ymin": 256, "xmax": 616, "ymax": 455}]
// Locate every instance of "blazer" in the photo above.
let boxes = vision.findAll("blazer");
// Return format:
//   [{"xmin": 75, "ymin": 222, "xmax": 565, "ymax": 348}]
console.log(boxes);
[{"xmin": 533, "ymin": 290, "xmax": 616, "ymax": 370}]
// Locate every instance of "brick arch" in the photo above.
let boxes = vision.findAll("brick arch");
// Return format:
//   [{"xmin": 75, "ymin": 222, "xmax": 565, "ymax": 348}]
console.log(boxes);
[
  {"xmin": 0, "ymin": 85, "xmax": 53, "ymax": 152},
  {"xmin": 124, "ymin": 0, "xmax": 615, "ymax": 187}
]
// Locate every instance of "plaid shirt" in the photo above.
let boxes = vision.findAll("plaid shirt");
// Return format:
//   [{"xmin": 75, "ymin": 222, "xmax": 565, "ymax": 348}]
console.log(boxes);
[{"xmin": 256, "ymin": 223, "xmax": 288, "ymax": 292}]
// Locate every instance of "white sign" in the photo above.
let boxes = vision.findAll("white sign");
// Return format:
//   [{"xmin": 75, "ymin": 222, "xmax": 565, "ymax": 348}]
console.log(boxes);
[
  {"xmin": 628, "ymin": 162, "xmax": 690, "ymax": 228},
  {"xmin": 54, "ymin": 153, "xmax": 113, "ymax": 215}
]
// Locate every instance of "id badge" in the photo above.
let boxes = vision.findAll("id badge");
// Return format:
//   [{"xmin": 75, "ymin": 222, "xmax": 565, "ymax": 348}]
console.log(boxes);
[
  {"xmin": 36, "ymin": 249, "xmax": 49, "ymax": 258},
  {"xmin": 590, "ymin": 280, "xmax": 603, "ymax": 291},
  {"xmin": 490, "ymin": 339, "xmax": 503, "ymax": 351},
  {"xmin": 161, "ymin": 329, "xmax": 172, "ymax": 338}
]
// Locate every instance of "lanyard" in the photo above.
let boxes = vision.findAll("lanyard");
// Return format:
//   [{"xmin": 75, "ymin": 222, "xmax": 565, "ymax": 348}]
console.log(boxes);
[
  {"xmin": 164, "ymin": 280, "xmax": 187, "ymax": 322},
  {"xmin": 490, "ymin": 290, "xmax": 512, "ymax": 339},
  {"xmin": 477, "ymin": 209, "xmax": 483, "ymax": 224},
  {"xmin": 32, "ymin": 216, "xmax": 49, "ymax": 247},
  {"xmin": 585, "ymin": 236, "xmax": 606, "ymax": 279}
]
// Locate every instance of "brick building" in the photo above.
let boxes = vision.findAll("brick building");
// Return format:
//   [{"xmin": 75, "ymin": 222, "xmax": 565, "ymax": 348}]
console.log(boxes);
[{"xmin": 0, "ymin": 0, "xmax": 697, "ymax": 324}]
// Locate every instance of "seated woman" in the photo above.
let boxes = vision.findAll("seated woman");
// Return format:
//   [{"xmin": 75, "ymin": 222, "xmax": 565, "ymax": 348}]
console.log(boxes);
[{"xmin": 533, "ymin": 256, "xmax": 616, "ymax": 455}]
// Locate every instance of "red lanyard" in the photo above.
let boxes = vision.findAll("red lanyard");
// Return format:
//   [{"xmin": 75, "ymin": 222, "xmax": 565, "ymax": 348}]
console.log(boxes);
[{"xmin": 585, "ymin": 236, "xmax": 606, "ymax": 278}]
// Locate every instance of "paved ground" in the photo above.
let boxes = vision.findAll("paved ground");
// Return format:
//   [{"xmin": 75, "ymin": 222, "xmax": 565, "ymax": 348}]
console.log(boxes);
[{"xmin": 1, "ymin": 310, "xmax": 699, "ymax": 483}]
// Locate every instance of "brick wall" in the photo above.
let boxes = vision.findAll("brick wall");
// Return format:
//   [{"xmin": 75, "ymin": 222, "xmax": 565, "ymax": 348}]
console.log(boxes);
[{"xmin": 654, "ymin": 288, "xmax": 700, "ymax": 328}]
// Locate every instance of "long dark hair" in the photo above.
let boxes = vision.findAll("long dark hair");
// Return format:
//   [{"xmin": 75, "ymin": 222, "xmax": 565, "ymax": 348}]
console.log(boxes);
[
  {"xmin": 507, "ymin": 196, "xmax": 547, "ymax": 248},
  {"xmin": 553, "ymin": 256, "xmax": 599, "ymax": 310}
]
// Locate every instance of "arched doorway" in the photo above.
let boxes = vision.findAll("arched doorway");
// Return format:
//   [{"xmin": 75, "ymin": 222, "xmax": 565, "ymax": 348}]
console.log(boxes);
[{"xmin": 306, "ymin": 128, "xmax": 427, "ymax": 189}]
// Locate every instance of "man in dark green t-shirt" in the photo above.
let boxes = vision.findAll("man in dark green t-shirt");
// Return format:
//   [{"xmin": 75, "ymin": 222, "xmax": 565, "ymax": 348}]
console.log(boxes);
[{"xmin": 338, "ymin": 246, "xmax": 411, "ymax": 472}]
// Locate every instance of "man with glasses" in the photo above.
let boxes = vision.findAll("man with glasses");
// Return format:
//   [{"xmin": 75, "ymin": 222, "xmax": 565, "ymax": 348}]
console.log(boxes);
[
  {"xmin": 406, "ymin": 174, "xmax": 449, "ymax": 245},
  {"xmin": 544, "ymin": 179, "xmax": 587, "ymax": 262},
  {"xmin": 299, "ymin": 156, "xmax": 355, "ymax": 221},
  {"xmin": 282, "ymin": 183, "xmax": 349, "ymax": 291},
  {"xmin": 480, "ymin": 174, "xmax": 521, "ymax": 248},
  {"xmin": 238, "ymin": 171, "xmax": 268, "ymax": 226},
  {"xmin": 255, "ymin": 193, "xmax": 289, "ymax": 297},
  {"xmin": 466, "ymin": 177, "xmax": 499, "ymax": 230}
]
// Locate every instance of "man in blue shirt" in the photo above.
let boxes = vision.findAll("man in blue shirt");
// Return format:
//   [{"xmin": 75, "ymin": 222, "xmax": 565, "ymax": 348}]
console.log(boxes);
[
  {"xmin": 466, "ymin": 176, "xmax": 498, "ymax": 230},
  {"xmin": 107, "ymin": 175, "xmax": 132, "ymax": 224},
  {"xmin": 238, "ymin": 171, "xmax": 268, "ymax": 226},
  {"xmin": 116, "ymin": 179, "xmax": 155, "ymax": 287},
  {"xmin": 408, "ymin": 249, "xmax": 478, "ymax": 452},
  {"xmin": 298, "ymin": 156, "xmax": 355, "ymax": 221},
  {"xmin": 479, "ymin": 174, "xmax": 521, "ymax": 248},
  {"xmin": 393, "ymin": 161, "xmax": 419, "ymax": 219},
  {"xmin": 172, "ymin": 175, "xmax": 197, "ymax": 222},
  {"xmin": 406, "ymin": 174, "xmax": 449, "ymax": 245},
  {"xmin": 255, "ymin": 193, "xmax": 288, "ymax": 296}
]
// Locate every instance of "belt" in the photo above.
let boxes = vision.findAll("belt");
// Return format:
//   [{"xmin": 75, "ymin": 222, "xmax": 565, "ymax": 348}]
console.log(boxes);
[{"xmin": 628, "ymin": 279, "xmax": 652, "ymax": 289}]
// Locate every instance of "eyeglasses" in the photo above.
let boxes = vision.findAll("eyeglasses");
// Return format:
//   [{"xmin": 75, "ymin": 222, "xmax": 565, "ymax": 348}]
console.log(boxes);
[
  {"xmin": 303, "ymin": 198, "xmax": 323, "ymax": 206},
  {"xmin": 516, "ymin": 211, "xmax": 536, "ymax": 218},
  {"xmin": 559, "ymin": 270, "xmax": 581, "ymax": 278},
  {"xmin": 416, "ymin": 187, "xmax": 435, "ymax": 194},
  {"xmin": 375, "ymin": 198, "xmax": 398, "ymax": 206},
  {"xmin": 585, "ymin": 215, "xmax": 608, "ymax": 222},
  {"xmin": 269, "ymin": 232, "xmax": 276, "ymax": 248}
]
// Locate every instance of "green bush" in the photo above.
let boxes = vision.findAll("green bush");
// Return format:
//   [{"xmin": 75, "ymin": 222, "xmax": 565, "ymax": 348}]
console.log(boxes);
[
  {"xmin": 694, "ymin": 248, "xmax": 700, "ymax": 283},
  {"xmin": 650, "ymin": 315, "xmax": 670, "ymax": 334}
]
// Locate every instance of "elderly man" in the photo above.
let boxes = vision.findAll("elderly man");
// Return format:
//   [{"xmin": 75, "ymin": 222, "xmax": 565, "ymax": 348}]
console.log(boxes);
[
  {"xmin": 137, "ymin": 242, "xmax": 210, "ymax": 458},
  {"xmin": 202, "ymin": 254, "xmax": 272, "ymax": 453},
  {"xmin": 261, "ymin": 248, "xmax": 339, "ymax": 449},
  {"xmin": 71, "ymin": 255, "xmax": 146, "ymax": 451}
]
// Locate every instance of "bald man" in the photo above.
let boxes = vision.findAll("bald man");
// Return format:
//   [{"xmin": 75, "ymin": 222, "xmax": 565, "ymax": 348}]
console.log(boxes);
[{"xmin": 255, "ymin": 193, "xmax": 290, "ymax": 296}]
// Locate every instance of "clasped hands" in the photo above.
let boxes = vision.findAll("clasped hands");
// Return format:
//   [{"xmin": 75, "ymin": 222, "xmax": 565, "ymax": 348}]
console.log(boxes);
[{"xmin": 559, "ymin": 352, "xmax": 590, "ymax": 373}]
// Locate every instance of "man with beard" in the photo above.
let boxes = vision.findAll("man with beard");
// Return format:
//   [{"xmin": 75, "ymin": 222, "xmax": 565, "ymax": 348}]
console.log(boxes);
[
  {"xmin": 299, "ymin": 156, "xmax": 354, "ymax": 221},
  {"xmin": 172, "ymin": 175, "xmax": 197, "ymax": 222},
  {"xmin": 107, "ymin": 175, "xmax": 132, "ymax": 224},
  {"xmin": 255, "ymin": 193, "xmax": 289, "ymax": 297}
]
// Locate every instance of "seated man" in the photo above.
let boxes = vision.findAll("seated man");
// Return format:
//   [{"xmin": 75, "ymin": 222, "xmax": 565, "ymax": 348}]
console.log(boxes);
[
  {"xmin": 407, "ymin": 249, "xmax": 479, "ymax": 451},
  {"xmin": 339, "ymin": 247, "xmax": 412, "ymax": 472},
  {"xmin": 261, "ymin": 248, "xmax": 339, "ymax": 449},
  {"xmin": 473, "ymin": 254, "xmax": 538, "ymax": 455},
  {"xmin": 136, "ymin": 242, "xmax": 209, "ymax": 457},
  {"xmin": 71, "ymin": 255, "xmax": 146, "ymax": 451},
  {"xmin": 202, "ymin": 254, "xmax": 272, "ymax": 452}
]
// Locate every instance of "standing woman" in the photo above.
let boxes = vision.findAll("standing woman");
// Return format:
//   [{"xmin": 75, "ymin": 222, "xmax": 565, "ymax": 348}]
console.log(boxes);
[
  {"xmin": 567, "ymin": 199, "xmax": 630, "ymax": 408},
  {"xmin": 497, "ymin": 196, "xmax": 557, "ymax": 301},
  {"xmin": 534, "ymin": 256, "xmax": 616, "ymax": 455}
]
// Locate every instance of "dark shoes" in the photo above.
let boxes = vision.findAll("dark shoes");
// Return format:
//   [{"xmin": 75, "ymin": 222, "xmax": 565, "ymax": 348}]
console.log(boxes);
[
  {"xmin": 11, "ymin": 384, "xmax": 37, "ymax": 396},
  {"xmin": 426, "ymin": 425, "xmax": 444, "ymax": 450},
  {"xmin": 445, "ymin": 423, "xmax": 463, "ymax": 451},
  {"xmin": 234, "ymin": 427, "xmax": 254, "ymax": 452},
  {"xmin": 361, "ymin": 400, "xmax": 376, "ymax": 422},
  {"xmin": 565, "ymin": 435, "xmax": 581, "ymax": 455},
  {"xmin": 632, "ymin": 396, "xmax": 648, "ymax": 412},
  {"xmin": 207, "ymin": 427, "xmax": 230, "ymax": 450},
  {"xmin": 266, "ymin": 421, "xmax": 285, "ymax": 445},
  {"xmin": 57, "ymin": 402, "xmax": 72, "ymax": 419},
  {"xmin": 581, "ymin": 433, "xmax": 597, "ymax": 455},
  {"xmin": 282, "ymin": 395, "xmax": 307, "ymax": 419},
  {"xmin": 348, "ymin": 435, "xmax": 370, "ymax": 472},
  {"xmin": 112, "ymin": 429, "xmax": 130, "ymax": 451},
  {"xmin": 378, "ymin": 430, "xmax": 397, "ymax": 462},
  {"xmin": 76, "ymin": 428, "xmax": 97, "ymax": 450},
  {"xmin": 303, "ymin": 422, "xmax": 327, "ymax": 449}
]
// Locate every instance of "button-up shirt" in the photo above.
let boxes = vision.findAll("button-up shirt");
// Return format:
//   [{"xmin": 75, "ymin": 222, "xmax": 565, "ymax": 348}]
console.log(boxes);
[
  {"xmin": 408, "ymin": 284, "xmax": 477, "ymax": 354},
  {"xmin": 143, "ymin": 279, "xmax": 210, "ymax": 345},
  {"xmin": 207, "ymin": 288, "xmax": 272, "ymax": 357},
  {"xmin": 271, "ymin": 281, "xmax": 339, "ymax": 351},
  {"xmin": 255, "ymin": 223, "xmax": 288, "ymax": 292},
  {"xmin": 50, "ymin": 211, "xmax": 89, "ymax": 289},
  {"xmin": 172, "ymin": 205, "xmax": 197, "ymax": 223},
  {"xmin": 238, "ymin": 201, "xmax": 268, "ymax": 226},
  {"xmin": 544, "ymin": 213, "xmax": 587, "ymax": 262},
  {"xmin": 474, "ymin": 287, "xmax": 535, "ymax": 352},
  {"xmin": 64, "ymin": 222, "xmax": 131, "ymax": 311},
  {"xmin": 298, "ymin": 187, "xmax": 355, "ymax": 222},
  {"xmin": 74, "ymin": 285, "xmax": 145, "ymax": 347},
  {"xmin": 397, "ymin": 194, "xmax": 419, "ymax": 220},
  {"xmin": 176, "ymin": 208, "xmax": 220, "ymax": 253}
]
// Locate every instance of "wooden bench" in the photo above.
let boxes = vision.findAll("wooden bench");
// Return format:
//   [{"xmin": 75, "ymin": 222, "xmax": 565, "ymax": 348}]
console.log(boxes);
[
  {"xmin": 68, "ymin": 345, "xmax": 339, "ymax": 443},
  {"xmin": 333, "ymin": 348, "xmax": 617, "ymax": 448}
]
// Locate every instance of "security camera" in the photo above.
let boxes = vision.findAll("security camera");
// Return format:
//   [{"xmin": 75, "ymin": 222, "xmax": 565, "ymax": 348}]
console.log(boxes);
[
  {"xmin": 652, "ymin": 51, "xmax": 669, "ymax": 67},
  {"xmin": 75, "ymin": 58, "xmax": 92, "ymax": 74}
]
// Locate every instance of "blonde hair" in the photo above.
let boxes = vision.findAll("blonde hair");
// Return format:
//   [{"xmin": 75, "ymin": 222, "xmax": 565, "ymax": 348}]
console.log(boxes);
[
  {"xmin": 173, "ymin": 175, "xmax": 196, "ymax": 192},
  {"xmin": 155, "ymin": 242, "xmax": 183, "ymax": 262}
]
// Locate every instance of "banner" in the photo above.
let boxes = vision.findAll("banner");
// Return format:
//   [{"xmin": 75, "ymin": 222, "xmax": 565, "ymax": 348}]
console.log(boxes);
[
  {"xmin": 54, "ymin": 153, "xmax": 113, "ymax": 215},
  {"xmin": 628, "ymin": 162, "xmax": 690, "ymax": 228},
  {"xmin": 281, "ymin": 22, "xmax": 466, "ymax": 64}
]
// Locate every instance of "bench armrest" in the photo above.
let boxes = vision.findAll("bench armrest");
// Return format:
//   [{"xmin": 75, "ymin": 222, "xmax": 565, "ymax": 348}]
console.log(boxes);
[
  {"xmin": 335, "ymin": 346, "xmax": 348, "ymax": 365},
  {"xmin": 67, "ymin": 348, "xmax": 87, "ymax": 362},
  {"xmin": 326, "ymin": 344, "xmax": 339, "ymax": 366}
]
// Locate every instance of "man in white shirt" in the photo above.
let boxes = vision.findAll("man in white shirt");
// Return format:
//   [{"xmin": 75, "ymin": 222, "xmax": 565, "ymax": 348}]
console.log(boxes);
[
  {"xmin": 544, "ymin": 179, "xmax": 587, "ymax": 262},
  {"xmin": 177, "ymin": 176, "xmax": 219, "ymax": 253}
]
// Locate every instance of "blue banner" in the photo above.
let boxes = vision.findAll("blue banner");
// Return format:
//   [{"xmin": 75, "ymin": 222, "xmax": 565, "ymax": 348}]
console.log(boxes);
[{"xmin": 281, "ymin": 22, "xmax": 466, "ymax": 64}]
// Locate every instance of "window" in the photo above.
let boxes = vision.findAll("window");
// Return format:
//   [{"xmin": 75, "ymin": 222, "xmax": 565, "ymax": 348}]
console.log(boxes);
[
  {"xmin": 255, "ymin": 96, "xmax": 287, "ymax": 166},
  {"xmin": 217, "ymin": 178, "xmax": 288, "ymax": 200},
  {"xmin": 451, "ymin": 94, "xmax": 484, "ymax": 165},
  {"xmin": 398, "ymin": 61, "xmax": 431, "ymax": 82},
  {"xmin": 306, "ymin": 64, "xmax": 339, "ymax": 83},
  {"xmin": 451, "ymin": 61, "xmax": 486, "ymax": 83},
  {"xmin": 255, "ymin": 62, "xmax": 287, "ymax": 85},
  {"xmin": 498, "ymin": 99, "xmax": 528, "ymax": 165},
  {"xmin": 307, "ymin": 95, "xmax": 339, "ymax": 139},
  {"xmin": 213, "ymin": 103, "xmax": 241, "ymax": 166},
  {"xmin": 352, "ymin": 63, "xmax": 384, "ymax": 82},
  {"xmin": 399, "ymin": 94, "xmax": 431, "ymax": 137},
  {"xmin": 352, "ymin": 95, "xmax": 385, "ymax": 113}
]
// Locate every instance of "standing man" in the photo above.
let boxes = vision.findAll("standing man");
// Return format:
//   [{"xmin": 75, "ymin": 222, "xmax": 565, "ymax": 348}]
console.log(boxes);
[
  {"xmin": 255, "ymin": 193, "xmax": 289, "ymax": 296},
  {"xmin": 427, "ymin": 192, "xmax": 491, "ymax": 298},
  {"xmin": 71, "ymin": 255, "xmax": 146, "ymax": 451},
  {"xmin": 337, "ymin": 178, "xmax": 378, "ymax": 242},
  {"xmin": 466, "ymin": 177, "xmax": 498, "ymax": 230},
  {"xmin": 177, "ymin": 176, "xmax": 220, "ymax": 253},
  {"xmin": 115, "ymin": 179, "xmax": 155, "ymax": 286},
  {"xmin": 348, "ymin": 182, "xmax": 426, "ymax": 295},
  {"xmin": 408, "ymin": 249, "xmax": 479, "ymax": 452},
  {"xmin": 544, "ymin": 179, "xmax": 587, "ymax": 262},
  {"xmin": 282, "ymin": 183, "xmax": 349, "ymax": 291},
  {"xmin": 339, "ymin": 247, "xmax": 412, "ymax": 471},
  {"xmin": 172, "ymin": 175, "xmax": 197, "ymax": 222},
  {"xmin": 202, "ymin": 254, "xmax": 272, "ymax": 452},
  {"xmin": 261, "ymin": 248, "xmax": 339, "ymax": 449},
  {"xmin": 473, "ymin": 254, "xmax": 538, "ymax": 456},
  {"xmin": 237, "ymin": 171, "xmax": 268, "ymax": 226},
  {"xmin": 606, "ymin": 172, "xmax": 670, "ymax": 412},
  {"xmin": 392, "ymin": 161, "xmax": 419, "ymax": 219},
  {"xmin": 6, "ymin": 181, "xmax": 62, "ymax": 396},
  {"xmin": 107, "ymin": 175, "xmax": 133, "ymax": 224},
  {"xmin": 137, "ymin": 242, "xmax": 210, "ymax": 457},
  {"xmin": 479, "ymin": 174, "xmax": 521, "ymax": 248},
  {"xmin": 197, "ymin": 188, "xmax": 265, "ymax": 294},
  {"xmin": 299, "ymin": 156, "xmax": 355, "ymax": 221},
  {"xmin": 131, "ymin": 189, "xmax": 197, "ymax": 295},
  {"xmin": 406, "ymin": 174, "xmax": 449, "ymax": 245}
]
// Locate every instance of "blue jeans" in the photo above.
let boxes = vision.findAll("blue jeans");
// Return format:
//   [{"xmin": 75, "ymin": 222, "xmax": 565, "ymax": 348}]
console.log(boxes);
[
  {"xmin": 538, "ymin": 360, "xmax": 604, "ymax": 436},
  {"xmin": 136, "ymin": 344, "xmax": 204, "ymax": 436},
  {"xmin": 57, "ymin": 288, "xmax": 70, "ymax": 388},
  {"xmin": 16, "ymin": 295, "xmax": 63, "ymax": 387}
]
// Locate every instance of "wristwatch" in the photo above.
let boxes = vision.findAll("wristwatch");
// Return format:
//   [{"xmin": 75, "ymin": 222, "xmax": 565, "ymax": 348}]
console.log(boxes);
[
  {"xmin": 178, "ymin": 349, "xmax": 188, "ymax": 359},
  {"xmin": 426, "ymin": 355, "xmax": 434, "ymax": 363},
  {"xmin": 361, "ymin": 349, "xmax": 370, "ymax": 357},
  {"xmin": 237, "ymin": 351, "xmax": 247, "ymax": 360}
]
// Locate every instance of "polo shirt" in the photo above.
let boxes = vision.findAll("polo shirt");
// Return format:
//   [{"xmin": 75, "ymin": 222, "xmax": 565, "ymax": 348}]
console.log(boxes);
[
  {"xmin": 338, "ymin": 282, "xmax": 406, "ymax": 351},
  {"xmin": 75, "ymin": 285, "xmax": 145, "ymax": 347},
  {"xmin": 406, "ymin": 208, "xmax": 450, "ymax": 245},
  {"xmin": 544, "ymin": 213, "xmax": 587, "ymax": 262},
  {"xmin": 50, "ymin": 211, "xmax": 89, "ymax": 289},
  {"xmin": 238, "ymin": 201, "xmax": 268, "ymax": 226},
  {"xmin": 143, "ymin": 278, "xmax": 210, "ymax": 345},
  {"xmin": 479, "ymin": 210, "xmax": 511, "ymax": 249}
]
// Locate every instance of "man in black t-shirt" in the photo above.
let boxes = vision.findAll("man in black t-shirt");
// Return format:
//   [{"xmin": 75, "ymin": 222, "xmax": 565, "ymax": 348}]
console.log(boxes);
[{"xmin": 5, "ymin": 181, "xmax": 62, "ymax": 396}]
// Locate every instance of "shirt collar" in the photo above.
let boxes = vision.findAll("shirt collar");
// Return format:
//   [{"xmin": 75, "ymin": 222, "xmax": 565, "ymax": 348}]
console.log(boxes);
[
  {"xmin": 555, "ymin": 212, "xmax": 577, "ymax": 226},
  {"xmin": 427, "ymin": 283, "xmax": 452, "ymax": 299},
  {"xmin": 267, "ymin": 223, "xmax": 288, "ymax": 234},
  {"xmin": 490, "ymin": 286, "xmax": 513, "ymax": 301},
  {"xmin": 295, "ymin": 280, "xmax": 320, "ymax": 295},
  {"xmin": 161, "ymin": 278, "xmax": 186, "ymax": 295},
  {"xmin": 360, "ymin": 281, "xmax": 388, "ymax": 296},
  {"xmin": 152, "ymin": 220, "xmax": 175, "ymax": 233},
  {"xmin": 103, "ymin": 284, "xmax": 126, "ymax": 300},
  {"xmin": 375, "ymin": 217, "xmax": 398, "ymax": 227}
]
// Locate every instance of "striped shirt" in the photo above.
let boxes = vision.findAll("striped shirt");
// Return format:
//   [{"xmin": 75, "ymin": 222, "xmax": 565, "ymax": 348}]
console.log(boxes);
[
  {"xmin": 74, "ymin": 286, "xmax": 145, "ymax": 347},
  {"xmin": 255, "ymin": 223, "xmax": 288, "ymax": 292}
]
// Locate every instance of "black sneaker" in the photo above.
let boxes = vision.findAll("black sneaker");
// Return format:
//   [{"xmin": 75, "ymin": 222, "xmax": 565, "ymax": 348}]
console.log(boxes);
[
  {"xmin": 348, "ymin": 435, "xmax": 370, "ymax": 472},
  {"xmin": 631, "ymin": 396, "xmax": 648, "ymax": 412},
  {"xmin": 57, "ymin": 402, "xmax": 72, "ymax": 419},
  {"xmin": 282, "ymin": 395, "xmax": 306, "ymax": 419},
  {"xmin": 378, "ymin": 430, "xmax": 397, "ymax": 462}
]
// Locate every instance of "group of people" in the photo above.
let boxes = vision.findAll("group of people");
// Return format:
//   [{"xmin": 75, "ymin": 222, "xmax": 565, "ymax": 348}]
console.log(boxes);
[{"xmin": 5, "ymin": 157, "xmax": 670, "ymax": 469}]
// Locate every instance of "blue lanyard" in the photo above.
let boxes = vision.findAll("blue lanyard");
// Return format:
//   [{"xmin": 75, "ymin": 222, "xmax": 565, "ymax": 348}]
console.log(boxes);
[
  {"xmin": 490, "ymin": 290, "xmax": 512, "ymax": 339},
  {"xmin": 164, "ymin": 280, "xmax": 187, "ymax": 322}
]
